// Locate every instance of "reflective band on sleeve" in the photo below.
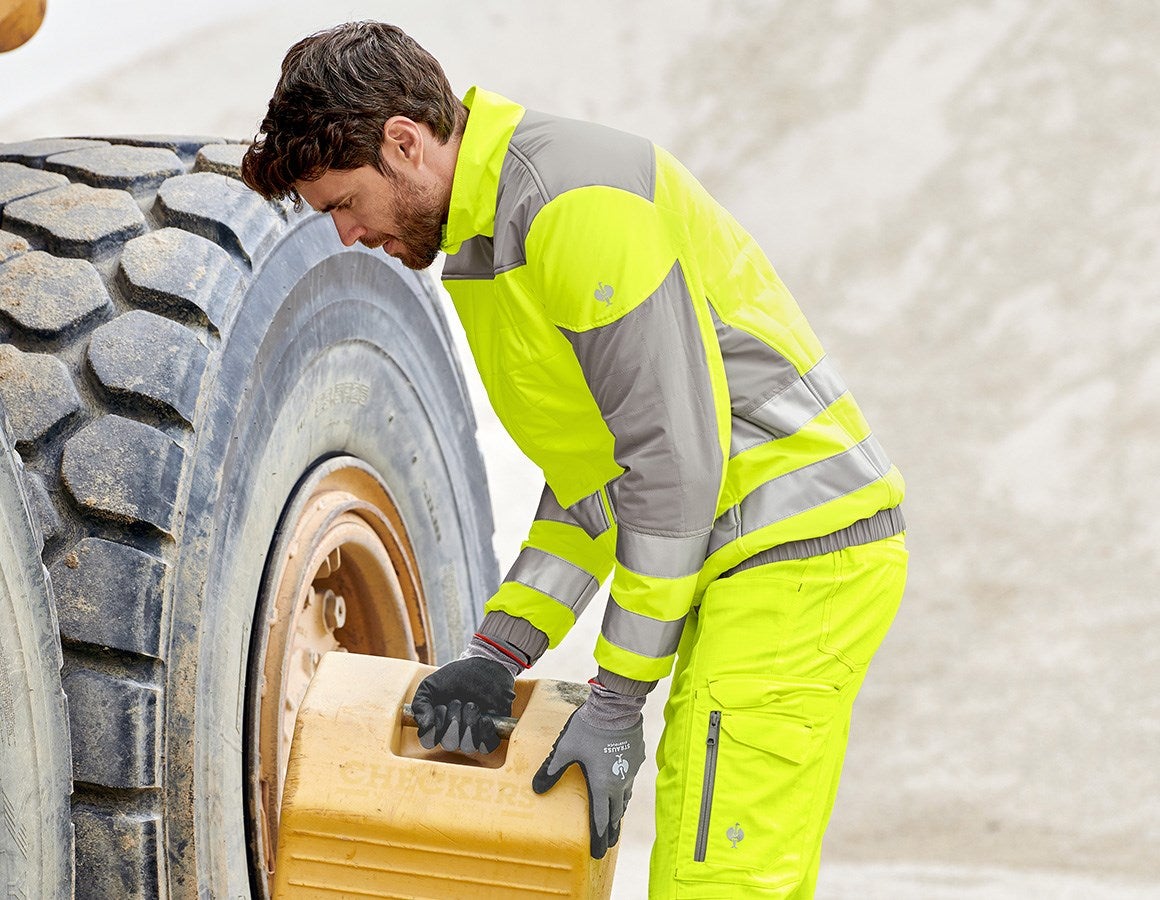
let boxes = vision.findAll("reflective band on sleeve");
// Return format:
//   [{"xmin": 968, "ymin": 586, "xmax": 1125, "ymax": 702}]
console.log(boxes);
[
  {"xmin": 533, "ymin": 483, "xmax": 612, "ymax": 538},
  {"xmin": 600, "ymin": 596, "xmax": 687, "ymax": 661},
  {"xmin": 566, "ymin": 490, "xmax": 611, "ymax": 538},
  {"xmin": 503, "ymin": 546, "xmax": 600, "ymax": 613},
  {"xmin": 709, "ymin": 435, "xmax": 893, "ymax": 554},
  {"xmin": 732, "ymin": 356, "xmax": 849, "ymax": 455},
  {"xmin": 533, "ymin": 484, "xmax": 573, "ymax": 526},
  {"xmin": 617, "ymin": 525, "xmax": 710, "ymax": 580}
]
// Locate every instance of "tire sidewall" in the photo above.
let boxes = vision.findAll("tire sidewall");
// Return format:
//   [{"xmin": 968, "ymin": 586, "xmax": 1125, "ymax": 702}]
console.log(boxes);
[
  {"xmin": 0, "ymin": 424, "xmax": 71, "ymax": 899},
  {"xmin": 164, "ymin": 217, "xmax": 495, "ymax": 895}
]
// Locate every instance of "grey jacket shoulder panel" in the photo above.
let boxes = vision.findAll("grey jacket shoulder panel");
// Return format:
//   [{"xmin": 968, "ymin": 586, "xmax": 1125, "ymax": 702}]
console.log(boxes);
[{"xmin": 493, "ymin": 109, "xmax": 656, "ymax": 273}]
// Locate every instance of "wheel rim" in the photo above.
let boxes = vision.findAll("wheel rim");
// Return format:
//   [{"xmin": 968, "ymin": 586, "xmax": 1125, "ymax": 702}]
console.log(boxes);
[{"xmin": 246, "ymin": 456, "xmax": 432, "ymax": 886}]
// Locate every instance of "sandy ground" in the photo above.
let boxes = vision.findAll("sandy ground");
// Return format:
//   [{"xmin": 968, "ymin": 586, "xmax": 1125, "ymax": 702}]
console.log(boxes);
[{"xmin": 2, "ymin": 2, "xmax": 1158, "ymax": 897}]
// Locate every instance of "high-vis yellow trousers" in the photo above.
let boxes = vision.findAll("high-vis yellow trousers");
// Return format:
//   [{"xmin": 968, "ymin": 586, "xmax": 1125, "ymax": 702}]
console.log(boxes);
[{"xmin": 649, "ymin": 535, "xmax": 908, "ymax": 898}]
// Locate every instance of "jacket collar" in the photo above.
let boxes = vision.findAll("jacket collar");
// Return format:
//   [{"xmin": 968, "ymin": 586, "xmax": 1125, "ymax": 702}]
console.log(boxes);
[{"xmin": 442, "ymin": 86, "xmax": 526, "ymax": 256}]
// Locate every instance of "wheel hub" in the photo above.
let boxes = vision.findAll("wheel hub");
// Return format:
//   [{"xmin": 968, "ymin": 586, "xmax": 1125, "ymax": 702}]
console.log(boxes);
[{"xmin": 248, "ymin": 457, "xmax": 432, "ymax": 885}]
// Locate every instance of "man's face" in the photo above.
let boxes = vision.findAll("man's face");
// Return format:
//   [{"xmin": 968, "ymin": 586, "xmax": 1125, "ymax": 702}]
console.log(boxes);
[{"xmin": 297, "ymin": 162, "xmax": 445, "ymax": 270}]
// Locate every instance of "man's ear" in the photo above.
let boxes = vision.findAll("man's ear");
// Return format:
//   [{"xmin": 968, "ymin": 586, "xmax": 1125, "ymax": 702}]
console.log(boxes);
[{"xmin": 383, "ymin": 116, "xmax": 423, "ymax": 169}]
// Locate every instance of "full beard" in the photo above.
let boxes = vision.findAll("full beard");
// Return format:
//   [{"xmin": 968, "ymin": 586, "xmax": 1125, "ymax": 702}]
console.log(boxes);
[{"xmin": 381, "ymin": 176, "xmax": 446, "ymax": 270}]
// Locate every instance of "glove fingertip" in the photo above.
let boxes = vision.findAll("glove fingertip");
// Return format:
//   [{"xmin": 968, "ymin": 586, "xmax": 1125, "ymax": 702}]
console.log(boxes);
[
  {"xmin": 475, "ymin": 717, "xmax": 499, "ymax": 754},
  {"xmin": 531, "ymin": 761, "xmax": 563, "ymax": 795},
  {"xmin": 440, "ymin": 718, "xmax": 461, "ymax": 752},
  {"xmin": 410, "ymin": 702, "xmax": 432, "ymax": 729}
]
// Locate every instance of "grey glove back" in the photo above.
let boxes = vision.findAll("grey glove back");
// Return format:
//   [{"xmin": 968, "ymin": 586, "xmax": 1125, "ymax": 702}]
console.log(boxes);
[{"xmin": 532, "ymin": 687, "xmax": 647, "ymax": 859}]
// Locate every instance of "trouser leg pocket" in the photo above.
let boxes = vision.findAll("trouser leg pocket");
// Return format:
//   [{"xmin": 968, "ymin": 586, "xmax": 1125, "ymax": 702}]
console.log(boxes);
[{"xmin": 676, "ymin": 676, "xmax": 842, "ymax": 892}]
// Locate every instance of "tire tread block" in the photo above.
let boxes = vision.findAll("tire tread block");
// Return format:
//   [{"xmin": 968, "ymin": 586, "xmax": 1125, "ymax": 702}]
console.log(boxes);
[
  {"xmin": 0, "ymin": 161, "xmax": 69, "ymax": 211},
  {"xmin": 50, "ymin": 538, "xmax": 166, "ymax": 658},
  {"xmin": 88, "ymin": 309, "xmax": 209, "ymax": 423},
  {"xmin": 118, "ymin": 227, "xmax": 241, "ymax": 330},
  {"xmin": 192, "ymin": 143, "xmax": 246, "ymax": 179},
  {"xmin": 73, "ymin": 807, "xmax": 161, "ymax": 900},
  {"xmin": 0, "ymin": 343, "xmax": 83, "ymax": 446},
  {"xmin": 0, "ymin": 228, "xmax": 30, "ymax": 263},
  {"xmin": 63, "ymin": 669, "xmax": 160, "ymax": 789},
  {"xmin": 157, "ymin": 171, "xmax": 283, "ymax": 264},
  {"xmin": 61, "ymin": 415, "xmax": 183, "ymax": 533},
  {"xmin": 0, "ymin": 251, "xmax": 113, "ymax": 337},
  {"xmin": 44, "ymin": 145, "xmax": 185, "ymax": 195},
  {"xmin": 3, "ymin": 183, "xmax": 147, "ymax": 258},
  {"xmin": 0, "ymin": 138, "xmax": 110, "ymax": 169},
  {"xmin": 88, "ymin": 134, "xmax": 227, "ymax": 156}
]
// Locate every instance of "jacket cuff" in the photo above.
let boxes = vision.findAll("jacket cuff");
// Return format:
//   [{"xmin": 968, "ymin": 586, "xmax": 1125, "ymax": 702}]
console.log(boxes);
[
  {"xmin": 595, "ymin": 666, "xmax": 658, "ymax": 698},
  {"xmin": 476, "ymin": 610, "xmax": 550, "ymax": 666}
]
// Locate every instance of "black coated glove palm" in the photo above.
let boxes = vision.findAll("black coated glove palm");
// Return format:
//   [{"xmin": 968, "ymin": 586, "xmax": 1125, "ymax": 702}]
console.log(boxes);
[
  {"xmin": 410, "ymin": 656, "xmax": 515, "ymax": 754},
  {"xmin": 531, "ymin": 688, "xmax": 647, "ymax": 859}
]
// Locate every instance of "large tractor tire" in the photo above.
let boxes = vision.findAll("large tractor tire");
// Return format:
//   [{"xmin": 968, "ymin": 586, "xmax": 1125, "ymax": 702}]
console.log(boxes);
[{"xmin": 0, "ymin": 136, "xmax": 498, "ymax": 899}]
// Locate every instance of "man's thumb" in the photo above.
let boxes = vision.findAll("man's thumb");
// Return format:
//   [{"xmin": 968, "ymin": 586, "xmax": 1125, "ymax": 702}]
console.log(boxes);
[{"xmin": 531, "ymin": 751, "xmax": 569, "ymax": 795}]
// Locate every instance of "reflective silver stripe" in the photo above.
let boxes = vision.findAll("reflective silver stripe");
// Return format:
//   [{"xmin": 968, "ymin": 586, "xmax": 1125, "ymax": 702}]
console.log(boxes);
[
  {"xmin": 803, "ymin": 355, "xmax": 848, "ymax": 407},
  {"xmin": 504, "ymin": 546, "xmax": 599, "ymax": 613},
  {"xmin": 533, "ymin": 484, "xmax": 573, "ymax": 526},
  {"xmin": 709, "ymin": 435, "xmax": 894, "ymax": 554},
  {"xmin": 606, "ymin": 476, "xmax": 621, "ymax": 515},
  {"xmin": 533, "ymin": 483, "xmax": 611, "ymax": 538},
  {"xmin": 617, "ymin": 525, "xmax": 710, "ymax": 580},
  {"xmin": 567, "ymin": 490, "xmax": 611, "ymax": 539},
  {"xmin": 601, "ymin": 597, "xmax": 686, "ymax": 660},
  {"xmin": 560, "ymin": 262, "xmax": 722, "ymax": 535},
  {"xmin": 733, "ymin": 356, "xmax": 849, "ymax": 455}
]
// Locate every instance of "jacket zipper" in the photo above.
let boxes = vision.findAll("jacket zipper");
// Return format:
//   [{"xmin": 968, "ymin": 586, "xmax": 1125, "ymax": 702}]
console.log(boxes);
[{"xmin": 693, "ymin": 710, "xmax": 721, "ymax": 862}]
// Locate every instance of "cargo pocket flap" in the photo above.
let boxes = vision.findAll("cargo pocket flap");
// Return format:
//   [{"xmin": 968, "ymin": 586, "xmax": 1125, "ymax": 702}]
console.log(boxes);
[
  {"xmin": 706, "ymin": 677, "xmax": 782, "ymax": 709},
  {"xmin": 721, "ymin": 714, "xmax": 812, "ymax": 765}
]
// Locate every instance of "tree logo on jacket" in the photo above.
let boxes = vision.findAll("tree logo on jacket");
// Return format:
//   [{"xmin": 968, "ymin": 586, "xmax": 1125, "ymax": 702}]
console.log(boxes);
[
  {"xmin": 612, "ymin": 754, "xmax": 629, "ymax": 779},
  {"xmin": 594, "ymin": 281, "xmax": 615, "ymax": 307}
]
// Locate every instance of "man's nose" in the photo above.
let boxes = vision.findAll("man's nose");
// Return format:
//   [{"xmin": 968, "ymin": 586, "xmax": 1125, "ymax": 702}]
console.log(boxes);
[{"xmin": 330, "ymin": 210, "xmax": 365, "ymax": 247}]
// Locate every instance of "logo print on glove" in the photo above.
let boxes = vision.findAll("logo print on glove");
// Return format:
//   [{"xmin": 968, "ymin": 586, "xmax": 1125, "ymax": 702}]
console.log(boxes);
[
  {"xmin": 594, "ymin": 282, "xmax": 615, "ymax": 307},
  {"xmin": 611, "ymin": 753, "xmax": 630, "ymax": 780},
  {"xmin": 727, "ymin": 823, "xmax": 745, "ymax": 848}
]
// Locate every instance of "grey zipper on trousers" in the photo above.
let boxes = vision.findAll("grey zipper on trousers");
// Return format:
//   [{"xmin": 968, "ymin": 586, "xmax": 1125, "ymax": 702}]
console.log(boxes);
[{"xmin": 693, "ymin": 710, "xmax": 722, "ymax": 862}]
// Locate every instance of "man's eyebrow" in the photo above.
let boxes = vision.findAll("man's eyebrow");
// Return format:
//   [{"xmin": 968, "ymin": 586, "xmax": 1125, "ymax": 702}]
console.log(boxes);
[{"xmin": 316, "ymin": 195, "xmax": 349, "ymax": 214}]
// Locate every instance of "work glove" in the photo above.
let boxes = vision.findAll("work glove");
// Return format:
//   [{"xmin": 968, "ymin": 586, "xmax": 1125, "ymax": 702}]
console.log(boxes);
[
  {"xmin": 532, "ymin": 682, "xmax": 647, "ymax": 859},
  {"xmin": 410, "ymin": 649, "xmax": 516, "ymax": 754}
]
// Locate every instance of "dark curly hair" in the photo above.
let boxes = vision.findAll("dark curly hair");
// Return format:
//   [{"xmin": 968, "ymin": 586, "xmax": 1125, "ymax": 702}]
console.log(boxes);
[{"xmin": 241, "ymin": 21, "xmax": 466, "ymax": 202}]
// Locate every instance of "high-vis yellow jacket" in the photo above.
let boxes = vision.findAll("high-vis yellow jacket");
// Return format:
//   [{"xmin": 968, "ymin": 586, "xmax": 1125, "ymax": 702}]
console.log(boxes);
[{"xmin": 441, "ymin": 88, "xmax": 905, "ymax": 690}]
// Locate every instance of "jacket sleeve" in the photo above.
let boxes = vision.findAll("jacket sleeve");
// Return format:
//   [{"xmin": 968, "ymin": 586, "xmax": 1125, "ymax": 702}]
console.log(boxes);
[
  {"xmin": 522, "ymin": 181, "xmax": 731, "ymax": 686},
  {"xmin": 477, "ymin": 482, "xmax": 617, "ymax": 664}
]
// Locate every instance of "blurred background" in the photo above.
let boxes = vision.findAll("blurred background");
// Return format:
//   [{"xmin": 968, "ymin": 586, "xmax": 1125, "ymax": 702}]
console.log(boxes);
[{"xmin": 3, "ymin": 1, "xmax": 1157, "ymax": 897}]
